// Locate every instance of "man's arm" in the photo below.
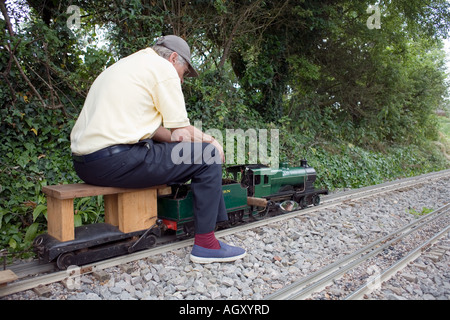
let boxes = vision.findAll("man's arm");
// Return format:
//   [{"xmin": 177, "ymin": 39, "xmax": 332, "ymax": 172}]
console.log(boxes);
[
  {"xmin": 152, "ymin": 126, "xmax": 173, "ymax": 143},
  {"xmin": 152, "ymin": 125, "xmax": 224, "ymax": 162},
  {"xmin": 151, "ymin": 125, "xmax": 207, "ymax": 143},
  {"xmin": 171, "ymin": 125, "xmax": 225, "ymax": 162}
]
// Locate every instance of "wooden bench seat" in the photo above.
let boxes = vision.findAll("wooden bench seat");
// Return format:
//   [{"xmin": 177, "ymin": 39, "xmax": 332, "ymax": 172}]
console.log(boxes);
[{"xmin": 42, "ymin": 183, "xmax": 171, "ymax": 242}]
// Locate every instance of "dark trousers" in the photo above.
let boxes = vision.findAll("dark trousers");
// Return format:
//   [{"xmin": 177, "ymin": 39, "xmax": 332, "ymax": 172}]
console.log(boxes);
[{"xmin": 73, "ymin": 140, "xmax": 228, "ymax": 234}]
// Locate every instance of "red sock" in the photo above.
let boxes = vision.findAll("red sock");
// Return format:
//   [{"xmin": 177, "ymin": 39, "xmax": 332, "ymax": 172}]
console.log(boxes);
[{"xmin": 194, "ymin": 231, "xmax": 220, "ymax": 249}]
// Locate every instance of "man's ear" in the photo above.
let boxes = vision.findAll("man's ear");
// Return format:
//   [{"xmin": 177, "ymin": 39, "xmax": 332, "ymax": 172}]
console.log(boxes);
[{"xmin": 168, "ymin": 52, "xmax": 178, "ymax": 65}]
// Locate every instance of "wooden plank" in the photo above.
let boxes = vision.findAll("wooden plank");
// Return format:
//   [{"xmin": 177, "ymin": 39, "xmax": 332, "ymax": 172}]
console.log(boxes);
[
  {"xmin": 118, "ymin": 189, "xmax": 158, "ymax": 233},
  {"xmin": 42, "ymin": 183, "xmax": 168, "ymax": 200},
  {"xmin": 157, "ymin": 186, "xmax": 172, "ymax": 196},
  {"xmin": 47, "ymin": 197, "xmax": 75, "ymax": 242},
  {"xmin": 0, "ymin": 270, "xmax": 18, "ymax": 287},
  {"xmin": 104, "ymin": 194, "xmax": 119, "ymax": 227},
  {"xmin": 42, "ymin": 184, "xmax": 137, "ymax": 200}
]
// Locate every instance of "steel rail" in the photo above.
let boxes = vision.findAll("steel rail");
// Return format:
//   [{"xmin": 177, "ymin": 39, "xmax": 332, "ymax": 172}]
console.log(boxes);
[
  {"xmin": 345, "ymin": 223, "xmax": 450, "ymax": 300},
  {"xmin": 265, "ymin": 204, "xmax": 450, "ymax": 300}
]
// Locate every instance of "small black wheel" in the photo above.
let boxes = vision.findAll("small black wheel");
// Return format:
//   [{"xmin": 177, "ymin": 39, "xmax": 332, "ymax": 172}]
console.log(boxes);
[
  {"xmin": 56, "ymin": 252, "xmax": 76, "ymax": 270},
  {"xmin": 146, "ymin": 234, "xmax": 157, "ymax": 248}
]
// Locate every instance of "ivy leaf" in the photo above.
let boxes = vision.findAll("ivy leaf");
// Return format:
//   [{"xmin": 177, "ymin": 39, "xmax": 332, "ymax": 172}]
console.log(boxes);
[
  {"xmin": 74, "ymin": 214, "xmax": 82, "ymax": 227},
  {"xmin": 9, "ymin": 238, "xmax": 17, "ymax": 249},
  {"xmin": 25, "ymin": 222, "xmax": 39, "ymax": 242},
  {"xmin": 32, "ymin": 204, "xmax": 47, "ymax": 222}
]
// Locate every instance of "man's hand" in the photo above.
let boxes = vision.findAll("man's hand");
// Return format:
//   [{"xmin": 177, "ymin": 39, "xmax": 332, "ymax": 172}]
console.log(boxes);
[{"xmin": 171, "ymin": 125, "xmax": 225, "ymax": 163}]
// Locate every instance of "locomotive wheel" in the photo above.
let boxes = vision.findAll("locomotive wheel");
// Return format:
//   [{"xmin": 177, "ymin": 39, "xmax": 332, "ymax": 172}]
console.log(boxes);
[
  {"xmin": 56, "ymin": 252, "xmax": 76, "ymax": 270},
  {"xmin": 298, "ymin": 197, "xmax": 307, "ymax": 209},
  {"xmin": 312, "ymin": 195, "xmax": 321, "ymax": 206}
]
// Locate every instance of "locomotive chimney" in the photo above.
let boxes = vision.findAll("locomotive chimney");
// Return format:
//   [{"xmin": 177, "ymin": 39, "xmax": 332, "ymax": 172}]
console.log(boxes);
[{"xmin": 301, "ymin": 159, "xmax": 308, "ymax": 167}]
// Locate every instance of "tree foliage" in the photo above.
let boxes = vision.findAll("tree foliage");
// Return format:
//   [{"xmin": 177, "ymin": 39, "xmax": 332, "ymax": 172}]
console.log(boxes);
[{"xmin": 1, "ymin": 0, "xmax": 449, "ymax": 255}]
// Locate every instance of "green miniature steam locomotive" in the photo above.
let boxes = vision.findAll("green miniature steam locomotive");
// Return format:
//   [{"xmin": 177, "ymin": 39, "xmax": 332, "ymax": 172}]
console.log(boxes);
[{"xmin": 158, "ymin": 160, "xmax": 328, "ymax": 236}]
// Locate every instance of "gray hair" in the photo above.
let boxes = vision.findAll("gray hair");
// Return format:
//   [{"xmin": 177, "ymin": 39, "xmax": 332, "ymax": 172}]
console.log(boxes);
[{"xmin": 152, "ymin": 45, "xmax": 187, "ymax": 66}]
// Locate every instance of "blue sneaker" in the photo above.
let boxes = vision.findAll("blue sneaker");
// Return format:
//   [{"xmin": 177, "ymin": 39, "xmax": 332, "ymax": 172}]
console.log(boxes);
[{"xmin": 190, "ymin": 241, "xmax": 247, "ymax": 264}]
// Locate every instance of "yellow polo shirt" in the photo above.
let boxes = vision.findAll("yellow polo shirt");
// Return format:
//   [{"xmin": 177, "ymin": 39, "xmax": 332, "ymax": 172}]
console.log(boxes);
[{"xmin": 70, "ymin": 48, "xmax": 190, "ymax": 155}]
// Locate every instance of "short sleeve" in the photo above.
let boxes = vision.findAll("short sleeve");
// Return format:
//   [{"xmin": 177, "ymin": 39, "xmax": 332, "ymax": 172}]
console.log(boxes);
[{"xmin": 152, "ymin": 78, "xmax": 191, "ymax": 128}]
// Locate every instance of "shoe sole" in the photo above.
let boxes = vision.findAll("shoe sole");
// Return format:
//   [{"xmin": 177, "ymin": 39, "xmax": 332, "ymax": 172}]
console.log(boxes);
[{"xmin": 190, "ymin": 251, "xmax": 247, "ymax": 264}]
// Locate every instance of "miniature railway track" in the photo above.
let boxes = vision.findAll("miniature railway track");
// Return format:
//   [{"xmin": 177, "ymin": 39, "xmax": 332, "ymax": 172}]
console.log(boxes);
[
  {"xmin": 265, "ymin": 203, "xmax": 450, "ymax": 300},
  {"xmin": 345, "ymin": 221, "xmax": 450, "ymax": 300},
  {"xmin": 1, "ymin": 169, "xmax": 450, "ymax": 298}
]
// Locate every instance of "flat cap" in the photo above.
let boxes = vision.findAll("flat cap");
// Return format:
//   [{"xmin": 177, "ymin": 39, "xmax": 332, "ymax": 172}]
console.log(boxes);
[{"xmin": 155, "ymin": 35, "xmax": 198, "ymax": 77}]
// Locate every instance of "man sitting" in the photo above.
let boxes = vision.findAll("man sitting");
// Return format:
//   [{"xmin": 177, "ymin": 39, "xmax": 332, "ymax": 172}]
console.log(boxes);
[{"xmin": 70, "ymin": 35, "xmax": 246, "ymax": 264}]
